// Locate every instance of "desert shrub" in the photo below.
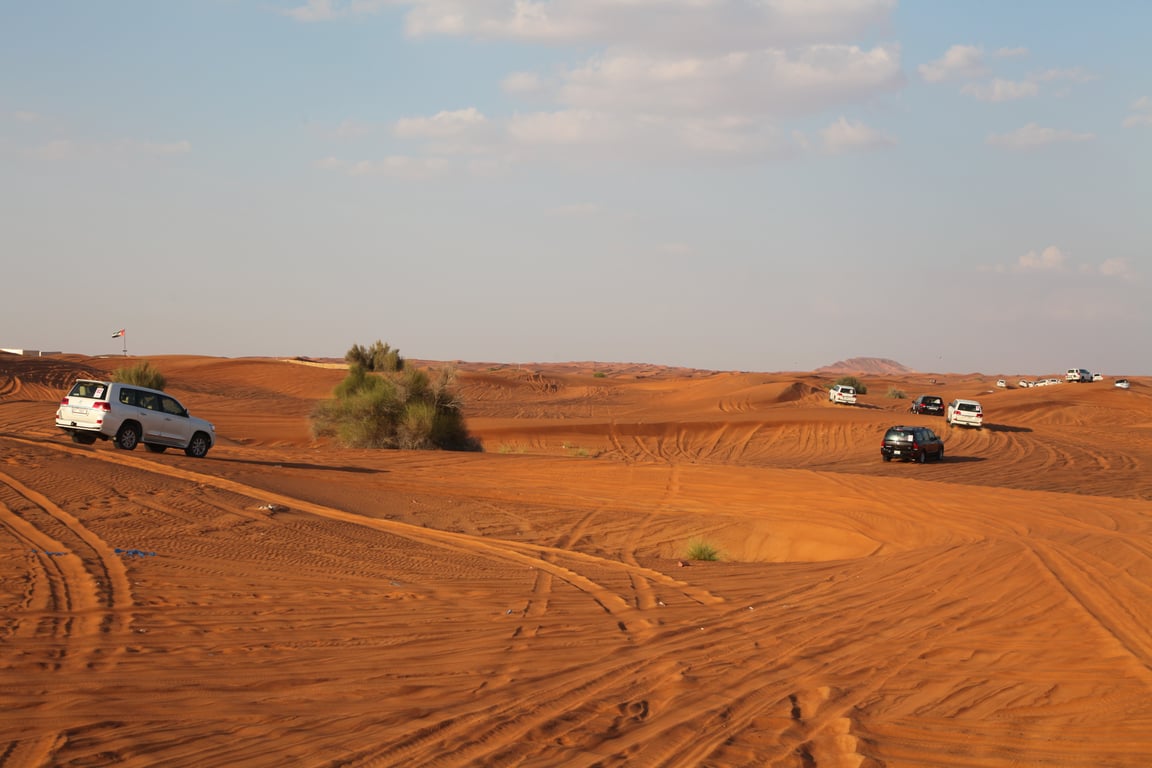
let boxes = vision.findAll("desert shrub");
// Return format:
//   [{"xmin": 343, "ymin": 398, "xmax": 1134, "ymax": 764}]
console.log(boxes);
[
  {"xmin": 312, "ymin": 362, "xmax": 473, "ymax": 450},
  {"xmin": 834, "ymin": 375, "xmax": 868, "ymax": 395},
  {"xmin": 886, "ymin": 386, "xmax": 906, "ymax": 399},
  {"xmin": 686, "ymin": 539, "xmax": 721, "ymax": 561},
  {"xmin": 112, "ymin": 361, "xmax": 166, "ymax": 391},
  {"xmin": 345, "ymin": 340, "xmax": 405, "ymax": 372},
  {"xmin": 593, "ymin": 371, "xmax": 606, "ymax": 378}
]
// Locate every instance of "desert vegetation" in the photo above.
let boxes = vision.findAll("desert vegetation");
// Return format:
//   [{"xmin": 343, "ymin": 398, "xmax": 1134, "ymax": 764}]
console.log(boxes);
[
  {"xmin": 345, "ymin": 340, "xmax": 405, "ymax": 373},
  {"xmin": 312, "ymin": 360, "xmax": 474, "ymax": 450},
  {"xmin": 112, "ymin": 360, "xmax": 167, "ymax": 390},
  {"xmin": 834, "ymin": 375, "xmax": 868, "ymax": 395}
]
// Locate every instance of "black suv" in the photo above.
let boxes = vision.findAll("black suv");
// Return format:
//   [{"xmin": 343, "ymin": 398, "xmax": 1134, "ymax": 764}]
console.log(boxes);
[
  {"xmin": 881, "ymin": 426, "xmax": 944, "ymax": 463},
  {"xmin": 909, "ymin": 395, "xmax": 944, "ymax": 415}
]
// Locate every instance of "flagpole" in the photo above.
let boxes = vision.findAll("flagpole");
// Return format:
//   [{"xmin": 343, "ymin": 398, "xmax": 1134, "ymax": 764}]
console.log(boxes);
[{"xmin": 123, "ymin": 329, "xmax": 127, "ymax": 357}]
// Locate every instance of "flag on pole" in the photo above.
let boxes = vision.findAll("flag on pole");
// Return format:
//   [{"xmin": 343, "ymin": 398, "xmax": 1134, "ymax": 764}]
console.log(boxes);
[{"xmin": 112, "ymin": 329, "xmax": 125, "ymax": 338}]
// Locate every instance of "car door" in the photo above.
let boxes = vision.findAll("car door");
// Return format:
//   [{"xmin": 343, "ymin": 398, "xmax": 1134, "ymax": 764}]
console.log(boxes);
[
  {"xmin": 158, "ymin": 395, "xmax": 193, "ymax": 446},
  {"xmin": 132, "ymin": 390, "xmax": 167, "ymax": 443}
]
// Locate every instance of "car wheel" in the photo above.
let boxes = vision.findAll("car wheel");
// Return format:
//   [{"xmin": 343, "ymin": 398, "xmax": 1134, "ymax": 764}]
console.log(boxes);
[
  {"xmin": 71, "ymin": 432, "xmax": 98, "ymax": 445},
  {"xmin": 937, "ymin": 447, "xmax": 944, "ymax": 461},
  {"xmin": 114, "ymin": 423, "xmax": 141, "ymax": 451},
  {"xmin": 882, "ymin": 455, "xmax": 892, "ymax": 462},
  {"xmin": 918, "ymin": 451, "xmax": 927, "ymax": 464},
  {"xmin": 145, "ymin": 444, "xmax": 167, "ymax": 454},
  {"xmin": 184, "ymin": 432, "xmax": 211, "ymax": 458}
]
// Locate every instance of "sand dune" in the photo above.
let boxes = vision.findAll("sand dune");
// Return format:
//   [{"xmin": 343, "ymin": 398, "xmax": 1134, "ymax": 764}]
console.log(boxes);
[{"xmin": 2, "ymin": 355, "xmax": 1150, "ymax": 766}]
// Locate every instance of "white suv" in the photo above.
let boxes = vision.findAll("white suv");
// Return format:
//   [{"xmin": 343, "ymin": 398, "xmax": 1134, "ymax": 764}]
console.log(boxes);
[
  {"xmin": 56, "ymin": 380, "xmax": 216, "ymax": 457},
  {"xmin": 1066, "ymin": 368, "xmax": 1091, "ymax": 383},
  {"xmin": 946, "ymin": 399, "xmax": 983, "ymax": 429},
  {"xmin": 829, "ymin": 384, "xmax": 857, "ymax": 405}
]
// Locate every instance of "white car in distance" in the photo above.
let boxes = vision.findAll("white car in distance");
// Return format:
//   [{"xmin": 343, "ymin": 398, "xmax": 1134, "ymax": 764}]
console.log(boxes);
[{"xmin": 829, "ymin": 384, "xmax": 857, "ymax": 405}]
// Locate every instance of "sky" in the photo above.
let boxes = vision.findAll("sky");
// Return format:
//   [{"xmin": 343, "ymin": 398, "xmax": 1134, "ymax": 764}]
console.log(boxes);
[{"xmin": 2, "ymin": 0, "xmax": 1149, "ymax": 375}]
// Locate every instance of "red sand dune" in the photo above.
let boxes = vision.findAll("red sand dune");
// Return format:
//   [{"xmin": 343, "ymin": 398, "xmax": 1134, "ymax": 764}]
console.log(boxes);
[{"xmin": 2, "ymin": 354, "xmax": 1151, "ymax": 766}]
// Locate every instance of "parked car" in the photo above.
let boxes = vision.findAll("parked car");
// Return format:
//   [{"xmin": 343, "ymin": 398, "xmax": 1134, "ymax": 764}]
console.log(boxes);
[
  {"xmin": 1066, "ymin": 368, "xmax": 1092, "ymax": 383},
  {"xmin": 909, "ymin": 395, "xmax": 945, "ymax": 415},
  {"xmin": 829, "ymin": 384, "xmax": 857, "ymax": 405},
  {"xmin": 881, "ymin": 425, "xmax": 945, "ymax": 463},
  {"xmin": 1092, "ymin": 373, "xmax": 1104, "ymax": 382},
  {"xmin": 55, "ymin": 379, "xmax": 215, "ymax": 457},
  {"xmin": 946, "ymin": 398, "xmax": 984, "ymax": 429},
  {"xmin": 1018, "ymin": 379, "xmax": 1034, "ymax": 388},
  {"xmin": 1116, "ymin": 379, "xmax": 1131, "ymax": 389},
  {"xmin": 996, "ymin": 379, "xmax": 1007, "ymax": 388}
]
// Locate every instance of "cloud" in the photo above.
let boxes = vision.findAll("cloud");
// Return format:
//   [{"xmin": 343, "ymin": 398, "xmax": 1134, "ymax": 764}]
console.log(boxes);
[
  {"xmin": 557, "ymin": 44, "xmax": 902, "ymax": 118},
  {"xmin": 986, "ymin": 123, "xmax": 1094, "ymax": 149},
  {"xmin": 395, "ymin": 107, "xmax": 488, "ymax": 138},
  {"xmin": 403, "ymin": 0, "xmax": 897, "ymax": 50},
  {"xmin": 984, "ymin": 247, "xmax": 1136, "ymax": 280},
  {"xmin": 1097, "ymin": 258, "xmax": 1136, "ymax": 280},
  {"xmin": 960, "ymin": 78, "xmax": 1038, "ymax": 103},
  {"xmin": 820, "ymin": 116, "xmax": 895, "ymax": 153},
  {"xmin": 1123, "ymin": 96, "xmax": 1152, "ymax": 128},
  {"xmin": 1016, "ymin": 246, "xmax": 1067, "ymax": 272},
  {"xmin": 919, "ymin": 45, "xmax": 988, "ymax": 83},
  {"xmin": 502, "ymin": 71, "xmax": 545, "ymax": 95}
]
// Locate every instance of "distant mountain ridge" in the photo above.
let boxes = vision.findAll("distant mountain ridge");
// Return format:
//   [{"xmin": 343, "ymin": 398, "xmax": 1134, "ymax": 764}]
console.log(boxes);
[{"xmin": 817, "ymin": 357, "xmax": 916, "ymax": 375}]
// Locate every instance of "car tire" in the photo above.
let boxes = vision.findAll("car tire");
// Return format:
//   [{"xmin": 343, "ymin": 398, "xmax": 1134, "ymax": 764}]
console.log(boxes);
[
  {"xmin": 937, "ymin": 447, "xmax": 944, "ymax": 462},
  {"xmin": 882, "ymin": 455, "xmax": 892, "ymax": 462},
  {"xmin": 114, "ymin": 423, "xmax": 141, "ymax": 451},
  {"xmin": 918, "ymin": 451, "xmax": 927, "ymax": 464},
  {"xmin": 71, "ymin": 432, "xmax": 98, "ymax": 445},
  {"xmin": 184, "ymin": 432, "xmax": 211, "ymax": 458},
  {"xmin": 145, "ymin": 444, "xmax": 167, "ymax": 454}
]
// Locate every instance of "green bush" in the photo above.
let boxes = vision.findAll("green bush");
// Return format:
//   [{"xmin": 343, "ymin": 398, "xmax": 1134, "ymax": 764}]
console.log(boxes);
[
  {"xmin": 345, "ymin": 340, "xmax": 405, "ymax": 372},
  {"xmin": 685, "ymin": 539, "xmax": 721, "ymax": 561},
  {"xmin": 112, "ymin": 361, "xmax": 166, "ymax": 391},
  {"xmin": 834, "ymin": 375, "xmax": 868, "ymax": 395},
  {"xmin": 886, "ymin": 386, "xmax": 906, "ymax": 399},
  {"xmin": 312, "ymin": 362, "xmax": 474, "ymax": 450},
  {"xmin": 592, "ymin": 371, "xmax": 606, "ymax": 378}
]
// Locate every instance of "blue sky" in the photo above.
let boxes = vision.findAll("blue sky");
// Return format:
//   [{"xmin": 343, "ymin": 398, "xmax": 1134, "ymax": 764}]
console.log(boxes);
[{"xmin": 3, "ymin": 1, "xmax": 1149, "ymax": 374}]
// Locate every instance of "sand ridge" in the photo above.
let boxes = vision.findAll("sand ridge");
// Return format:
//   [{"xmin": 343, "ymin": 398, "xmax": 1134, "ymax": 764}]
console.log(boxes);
[{"xmin": 1, "ymin": 355, "xmax": 1151, "ymax": 766}]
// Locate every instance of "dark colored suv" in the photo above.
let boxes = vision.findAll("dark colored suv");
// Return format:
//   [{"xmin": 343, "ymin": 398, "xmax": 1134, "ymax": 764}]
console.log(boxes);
[
  {"xmin": 909, "ymin": 395, "xmax": 944, "ymax": 416},
  {"xmin": 881, "ymin": 426, "xmax": 944, "ymax": 463}
]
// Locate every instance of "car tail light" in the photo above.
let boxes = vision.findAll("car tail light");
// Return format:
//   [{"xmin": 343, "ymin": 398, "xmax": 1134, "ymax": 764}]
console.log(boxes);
[
  {"xmin": 92, "ymin": 402, "xmax": 111, "ymax": 411},
  {"xmin": 60, "ymin": 397, "xmax": 69, "ymax": 405}
]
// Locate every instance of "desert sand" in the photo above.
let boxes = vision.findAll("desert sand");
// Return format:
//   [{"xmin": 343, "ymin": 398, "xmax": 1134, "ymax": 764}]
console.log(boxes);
[{"xmin": 2, "ymin": 352, "xmax": 1151, "ymax": 767}]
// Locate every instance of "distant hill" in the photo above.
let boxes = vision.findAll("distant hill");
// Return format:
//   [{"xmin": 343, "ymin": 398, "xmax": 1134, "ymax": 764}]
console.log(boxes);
[{"xmin": 817, "ymin": 357, "xmax": 916, "ymax": 375}]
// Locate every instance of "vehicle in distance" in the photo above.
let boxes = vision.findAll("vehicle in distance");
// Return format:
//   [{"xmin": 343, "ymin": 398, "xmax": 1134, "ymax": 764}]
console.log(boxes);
[
  {"xmin": 881, "ymin": 425, "xmax": 945, "ymax": 463},
  {"xmin": 55, "ymin": 379, "xmax": 215, "ymax": 457},
  {"xmin": 909, "ymin": 395, "xmax": 944, "ymax": 415},
  {"xmin": 1092, "ymin": 372, "xmax": 1104, "ymax": 382},
  {"xmin": 1018, "ymin": 379, "xmax": 1034, "ymax": 388},
  {"xmin": 996, "ymin": 379, "xmax": 1008, "ymax": 388},
  {"xmin": 946, "ymin": 398, "xmax": 984, "ymax": 429},
  {"xmin": 1116, "ymin": 379, "xmax": 1131, "ymax": 389},
  {"xmin": 1066, "ymin": 368, "xmax": 1092, "ymax": 383},
  {"xmin": 829, "ymin": 384, "xmax": 857, "ymax": 405}
]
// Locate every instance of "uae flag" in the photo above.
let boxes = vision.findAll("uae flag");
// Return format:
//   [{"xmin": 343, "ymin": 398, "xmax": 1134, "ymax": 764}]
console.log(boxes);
[{"xmin": 112, "ymin": 329, "xmax": 125, "ymax": 338}]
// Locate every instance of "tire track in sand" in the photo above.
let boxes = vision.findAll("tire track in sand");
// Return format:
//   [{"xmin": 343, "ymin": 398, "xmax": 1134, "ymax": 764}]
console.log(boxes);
[{"xmin": 0, "ymin": 469, "xmax": 134, "ymax": 766}]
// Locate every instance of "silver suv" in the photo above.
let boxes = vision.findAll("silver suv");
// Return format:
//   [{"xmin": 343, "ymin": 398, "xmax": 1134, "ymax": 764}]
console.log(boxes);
[{"xmin": 56, "ymin": 380, "xmax": 215, "ymax": 457}]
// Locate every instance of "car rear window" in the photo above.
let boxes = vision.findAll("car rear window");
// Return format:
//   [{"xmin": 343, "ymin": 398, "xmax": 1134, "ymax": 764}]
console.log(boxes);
[
  {"xmin": 957, "ymin": 403, "xmax": 980, "ymax": 412},
  {"xmin": 69, "ymin": 381, "xmax": 107, "ymax": 399},
  {"xmin": 885, "ymin": 429, "xmax": 914, "ymax": 441}
]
